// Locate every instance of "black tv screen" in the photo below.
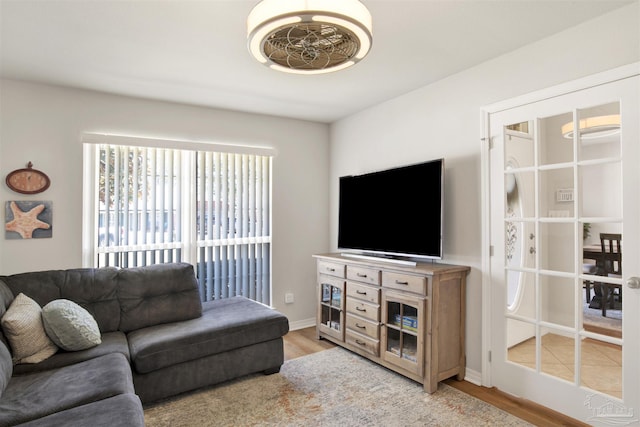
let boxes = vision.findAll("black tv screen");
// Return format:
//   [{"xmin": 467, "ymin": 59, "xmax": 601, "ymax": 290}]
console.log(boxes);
[{"xmin": 338, "ymin": 159, "xmax": 443, "ymax": 260}]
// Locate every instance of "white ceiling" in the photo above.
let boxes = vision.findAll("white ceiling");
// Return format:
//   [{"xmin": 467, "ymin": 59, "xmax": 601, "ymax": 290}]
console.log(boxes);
[{"xmin": 0, "ymin": 0, "xmax": 632, "ymax": 123}]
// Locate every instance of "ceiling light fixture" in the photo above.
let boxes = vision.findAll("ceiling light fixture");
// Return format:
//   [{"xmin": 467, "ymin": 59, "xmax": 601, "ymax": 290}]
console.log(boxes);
[
  {"xmin": 247, "ymin": 0, "xmax": 372, "ymax": 74},
  {"xmin": 561, "ymin": 114, "xmax": 621, "ymax": 139}
]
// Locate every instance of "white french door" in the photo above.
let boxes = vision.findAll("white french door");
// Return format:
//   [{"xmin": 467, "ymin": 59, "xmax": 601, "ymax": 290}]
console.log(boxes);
[{"xmin": 485, "ymin": 68, "xmax": 640, "ymax": 424}]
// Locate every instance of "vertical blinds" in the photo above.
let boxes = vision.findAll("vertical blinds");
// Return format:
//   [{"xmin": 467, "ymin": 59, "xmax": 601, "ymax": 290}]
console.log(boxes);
[
  {"xmin": 195, "ymin": 152, "xmax": 271, "ymax": 302},
  {"xmin": 96, "ymin": 143, "xmax": 272, "ymax": 305}
]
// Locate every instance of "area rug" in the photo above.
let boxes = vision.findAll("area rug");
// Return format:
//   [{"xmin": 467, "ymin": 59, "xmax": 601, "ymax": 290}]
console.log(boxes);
[
  {"xmin": 144, "ymin": 347, "xmax": 531, "ymax": 426},
  {"xmin": 583, "ymin": 301, "xmax": 621, "ymax": 334}
]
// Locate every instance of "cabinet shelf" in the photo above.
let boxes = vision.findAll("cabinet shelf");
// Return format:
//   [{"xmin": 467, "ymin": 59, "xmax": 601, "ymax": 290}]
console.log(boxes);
[
  {"xmin": 320, "ymin": 302, "xmax": 341, "ymax": 309},
  {"xmin": 386, "ymin": 324, "xmax": 419, "ymax": 336}
]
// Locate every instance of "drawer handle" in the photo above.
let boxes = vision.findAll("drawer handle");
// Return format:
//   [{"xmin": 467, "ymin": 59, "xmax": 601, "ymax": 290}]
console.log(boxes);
[
  {"xmin": 356, "ymin": 307, "xmax": 367, "ymax": 312},
  {"xmin": 327, "ymin": 267, "xmax": 336, "ymax": 272},
  {"xmin": 395, "ymin": 280, "xmax": 409, "ymax": 285},
  {"xmin": 355, "ymin": 339, "xmax": 367, "ymax": 346},
  {"xmin": 356, "ymin": 290, "xmax": 367, "ymax": 295},
  {"xmin": 357, "ymin": 273, "xmax": 368, "ymax": 278},
  {"xmin": 355, "ymin": 323, "xmax": 367, "ymax": 329}
]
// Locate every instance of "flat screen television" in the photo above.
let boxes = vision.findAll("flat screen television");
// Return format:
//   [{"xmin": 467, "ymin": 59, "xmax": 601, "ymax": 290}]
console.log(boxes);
[{"xmin": 338, "ymin": 158, "xmax": 444, "ymax": 261}]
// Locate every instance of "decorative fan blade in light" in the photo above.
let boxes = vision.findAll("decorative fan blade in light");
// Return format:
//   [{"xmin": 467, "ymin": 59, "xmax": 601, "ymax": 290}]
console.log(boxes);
[{"xmin": 247, "ymin": 0, "xmax": 373, "ymax": 74}]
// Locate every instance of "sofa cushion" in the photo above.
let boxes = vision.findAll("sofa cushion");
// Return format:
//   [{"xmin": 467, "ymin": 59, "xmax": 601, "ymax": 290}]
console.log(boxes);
[
  {"xmin": 12, "ymin": 331, "xmax": 129, "ymax": 376},
  {"xmin": 0, "ymin": 352, "xmax": 134, "ymax": 426},
  {"xmin": 0, "ymin": 268, "xmax": 121, "ymax": 333},
  {"xmin": 127, "ymin": 296, "xmax": 289, "ymax": 374},
  {"xmin": 0, "ymin": 341, "xmax": 12, "ymax": 399},
  {"xmin": 132, "ymin": 338, "xmax": 285, "ymax": 404},
  {"xmin": 0, "ymin": 281, "xmax": 15, "ymax": 348},
  {"xmin": 117, "ymin": 263, "xmax": 202, "ymax": 333},
  {"xmin": 1, "ymin": 293, "xmax": 58, "ymax": 364},
  {"xmin": 42, "ymin": 299, "xmax": 101, "ymax": 351},
  {"xmin": 14, "ymin": 393, "xmax": 145, "ymax": 427}
]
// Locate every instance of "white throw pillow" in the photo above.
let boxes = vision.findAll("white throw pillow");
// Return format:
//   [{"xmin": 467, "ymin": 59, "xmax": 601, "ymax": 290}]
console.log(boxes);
[
  {"xmin": 42, "ymin": 299, "xmax": 102, "ymax": 351},
  {"xmin": 1, "ymin": 293, "xmax": 58, "ymax": 363}
]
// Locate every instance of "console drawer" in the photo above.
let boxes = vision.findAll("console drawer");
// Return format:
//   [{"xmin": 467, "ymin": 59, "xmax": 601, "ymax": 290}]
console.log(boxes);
[
  {"xmin": 346, "ymin": 330, "xmax": 379, "ymax": 357},
  {"xmin": 346, "ymin": 313, "xmax": 379, "ymax": 340},
  {"xmin": 318, "ymin": 260, "xmax": 346, "ymax": 279},
  {"xmin": 382, "ymin": 271, "xmax": 427, "ymax": 295},
  {"xmin": 346, "ymin": 265, "xmax": 380, "ymax": 286},
  {"xmin": 346, "ymin": 298, "xmax": 379, "ymax": 322},
  {"xmin": 346, "ymin": 282, "xmax": 380, "ymax": 304}
]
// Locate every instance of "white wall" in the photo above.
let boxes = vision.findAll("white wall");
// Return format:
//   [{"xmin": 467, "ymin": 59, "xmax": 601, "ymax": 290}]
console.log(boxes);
[
  {"xmin": 0, "ymin": 80, "xmax": 330, "ymax": 324},
  {"xmin": 329, "ymin": 4, "xmax": 639, "ymax": 375}
]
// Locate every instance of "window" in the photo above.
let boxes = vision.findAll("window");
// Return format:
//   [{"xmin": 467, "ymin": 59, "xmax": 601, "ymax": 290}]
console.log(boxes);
[{"xmin": 83, "ymin": 135, "xmax": 272, "ymax": 305}]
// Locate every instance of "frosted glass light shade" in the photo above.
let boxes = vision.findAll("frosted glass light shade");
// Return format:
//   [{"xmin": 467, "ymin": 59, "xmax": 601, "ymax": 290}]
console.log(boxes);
[
  {"xmin": 247, "ymin": 0, "xmax": 373, "ymax": 74},
  {"xmin": 561, "ymin": 114, "xmax": 621, "ymax": 139}
]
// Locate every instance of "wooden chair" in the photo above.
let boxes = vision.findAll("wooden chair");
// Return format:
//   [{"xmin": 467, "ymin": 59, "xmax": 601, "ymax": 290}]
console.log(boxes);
[
  {"xmin": 583, "ymin": 262, "xmax": 597, "ymax": 303},
  {"xmin": 598, "ymin": 233, "xmax": 622, "ymax": 317}
]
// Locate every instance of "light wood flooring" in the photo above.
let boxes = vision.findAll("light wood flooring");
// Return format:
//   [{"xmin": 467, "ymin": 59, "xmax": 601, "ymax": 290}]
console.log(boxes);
[{"xmin": 283, "ymin": 327, "xmax": 589, "ymax": 427}]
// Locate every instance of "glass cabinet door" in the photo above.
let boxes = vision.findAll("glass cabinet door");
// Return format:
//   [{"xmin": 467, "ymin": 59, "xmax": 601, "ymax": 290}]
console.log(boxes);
[
  {"xmin": 382, "ymin": 291, "xmax": 424, "ymax": 376},
  {"xmin": 318, "ymin": 276, "xmax": 345, "ymax": 341}
]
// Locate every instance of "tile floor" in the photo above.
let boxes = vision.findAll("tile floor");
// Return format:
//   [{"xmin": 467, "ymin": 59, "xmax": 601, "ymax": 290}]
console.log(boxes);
[{"xmin": 508, "ymin": 333, "xmax": 622, "ymax": 398}]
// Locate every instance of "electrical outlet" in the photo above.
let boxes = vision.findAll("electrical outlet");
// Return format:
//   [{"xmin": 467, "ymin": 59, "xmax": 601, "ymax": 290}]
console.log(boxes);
[{"xmin": 285, "ymin": 293, "xmax": 294, "ymax": 304}]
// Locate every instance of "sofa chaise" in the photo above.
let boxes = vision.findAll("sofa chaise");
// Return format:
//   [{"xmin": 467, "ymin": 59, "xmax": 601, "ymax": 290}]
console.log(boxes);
[{"xmin": 0, "ymin": 262, "xmax": 289, "ymax": 426}]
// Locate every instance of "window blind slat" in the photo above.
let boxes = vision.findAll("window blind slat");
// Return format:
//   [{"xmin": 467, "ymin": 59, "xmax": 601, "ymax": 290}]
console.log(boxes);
[
  {"xmin": 214, "ymin": 153, "xmax": 221, "ymax": 241},
  {"xmin": 213, "ymin": 246, "xmax": 220, "ymax": 300},
  {"xmin": 122, "ymin": 146, "xmax": 130, "ymax": 254},
  {"xmin": 141, "ymin": 150, "xmax": 148, "ymax": 250},
  {"xmin": 132, "ymin": 147, "xmax": 140, "ymax": 251},
  {"xmin": 175, "ymin": 151, "xmax": 182, "ymax": 242},
  {"xmin": 150, "ymin": 149, "xmax": 156, "ymax": 246},
  {"xmin": 221, "ymin": 153, "xmax": 228, "ymax": 239}
]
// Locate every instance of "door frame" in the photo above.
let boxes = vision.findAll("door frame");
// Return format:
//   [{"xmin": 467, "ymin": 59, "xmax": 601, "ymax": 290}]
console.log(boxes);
[{"xmin": 480, "ymin": 62, "xmax": 640, "ymax": 389}]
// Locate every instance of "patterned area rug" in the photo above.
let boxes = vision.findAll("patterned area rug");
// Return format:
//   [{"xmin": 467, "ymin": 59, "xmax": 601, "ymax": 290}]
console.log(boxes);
[{"xmin": 144, "ymin": 347, "xmax": 531, "ymax": 426}]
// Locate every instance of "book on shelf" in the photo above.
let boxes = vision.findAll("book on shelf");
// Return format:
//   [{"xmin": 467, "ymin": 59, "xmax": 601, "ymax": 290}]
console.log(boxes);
[
  {"xmin": 327, "ymin": 320, "xmax": 340, "ymax": 331},
  {"xmin": 389, "ymin": 345, "xmax": 417, "ymax": 363},
  {"xmin": 331, "ymin": 287, "xmax": 341, "ymax": 307},
  {"xmin": 322, "ymin": 284, "xmax": 331, "ymax": 303},
  {"xmin": 392, "ymin": 314, "xmax": 418, "ymax": 332}
]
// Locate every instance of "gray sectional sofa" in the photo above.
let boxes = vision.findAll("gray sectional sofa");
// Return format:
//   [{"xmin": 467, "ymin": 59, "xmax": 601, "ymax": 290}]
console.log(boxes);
[{"xmin": 0, "ymin": 263, "xmax": 289, "ymax": 426}]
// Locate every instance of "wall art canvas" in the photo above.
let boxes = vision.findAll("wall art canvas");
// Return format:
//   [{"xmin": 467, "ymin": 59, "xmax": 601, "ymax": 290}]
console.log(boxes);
[{"xmin": 5, "ymin": 200, "xmax": 53, "ymax": 239}]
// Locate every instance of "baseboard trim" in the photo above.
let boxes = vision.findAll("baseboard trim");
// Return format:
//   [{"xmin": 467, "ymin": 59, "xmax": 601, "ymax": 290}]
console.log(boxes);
[
  {"xmin": 464, "ymin": 367, "xmax": 482, "ymax": 386},
  {"xmin": 288, "ymin": 317, "xmax": 316, "ymax": 331}
]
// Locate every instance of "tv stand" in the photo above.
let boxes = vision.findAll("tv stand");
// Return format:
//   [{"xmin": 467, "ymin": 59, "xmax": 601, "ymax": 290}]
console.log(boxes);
[
  {"xmin": 314, "ymin": 253, "xmax": 470, "ymax": 393},
  {"xmin": 340, "ymin": 252, "xmax": 418, "ymax": 267}
]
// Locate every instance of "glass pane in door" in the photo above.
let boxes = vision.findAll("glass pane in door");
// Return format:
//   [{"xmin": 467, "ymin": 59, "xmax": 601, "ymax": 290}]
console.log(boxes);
[
  {"xmin": 540, "ymin": 327, "xmax": 575, "ymax": 383},
  {"xmin": 577, "ymin": 102, "xmax": 621, "ymax": 162},
  {"xmin": 580, "ymin": 162, "xmax": 622, "ymax": 218},
  {"xmin": 507, "ymin": 318, "xmax": 536, "ymax": 369},
  {"xmin": 505, "ymin": 124, "xmax": 534, "ymax": 168},
  {"xmin": 580, "ymin": 338, "xmax": 622, "ymax": 398},
  {"xmin": 540, "ymin": 112, "xmax": 574, "ymax": 165},
  {"xmin": 539, "ymin": 222, "xmax": 575, "ymax": 273},
  {"xmin": 540, "ymin": 167, "xmax": 574, "ymax": 219},
  {"xmin": 540, "ymin": 275, "xmax": 574, "ymax": 328}
]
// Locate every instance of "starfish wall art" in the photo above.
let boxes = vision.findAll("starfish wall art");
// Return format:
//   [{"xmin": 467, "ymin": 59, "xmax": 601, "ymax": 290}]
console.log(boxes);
[{"xmin": 5, "ymin": 201, "xmax": 53, "ymax": 239}]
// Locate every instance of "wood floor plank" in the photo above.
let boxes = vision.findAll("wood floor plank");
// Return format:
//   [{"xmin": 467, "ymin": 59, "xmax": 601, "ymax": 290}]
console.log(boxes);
[
  {"xmin": 284, "ymin": 326, "xmax": 334, "ymax": 361},
  {"xmin": 283, "ymin": 327, "xmax": 587, "ymax": 427}
]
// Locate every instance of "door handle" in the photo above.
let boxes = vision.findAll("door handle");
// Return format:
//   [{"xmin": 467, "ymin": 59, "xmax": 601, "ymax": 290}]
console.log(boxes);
[{"xmin": 626, "ymin": 277, "xmax": 640, "ymax": 289}]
